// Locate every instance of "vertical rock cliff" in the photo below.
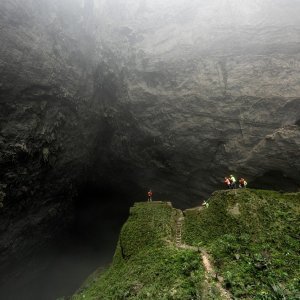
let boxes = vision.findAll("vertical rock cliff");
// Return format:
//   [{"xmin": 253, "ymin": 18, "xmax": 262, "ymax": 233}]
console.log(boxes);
[{"xmin": 0, "ymin": 0, "xmax": 300, "ymax": 273}]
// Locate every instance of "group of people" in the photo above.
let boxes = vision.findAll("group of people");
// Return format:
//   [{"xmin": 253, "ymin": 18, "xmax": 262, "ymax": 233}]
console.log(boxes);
[
  {"xmin": 224, "ymin": 175, "xmax": 247, "ymax": 189},
  {"xmin": 147, "ymin": 175, "xmax": 248, "ymax": 202}
]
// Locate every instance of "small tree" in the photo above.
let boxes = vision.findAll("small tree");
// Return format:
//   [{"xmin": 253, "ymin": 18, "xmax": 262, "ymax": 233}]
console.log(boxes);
[{"xmin": 0, "ymin": 191, "xmax": 5, "ymax": 208}]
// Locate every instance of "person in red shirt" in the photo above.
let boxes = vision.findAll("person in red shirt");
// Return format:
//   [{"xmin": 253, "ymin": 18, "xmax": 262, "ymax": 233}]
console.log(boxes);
[
  {"xmin": 224, "ymin": 177, "xmax": 231, "ymax": 189},
  {"xmin": 147, "ymin": 189, "xmax": 153, "ymax": 202},
  {"xmin": 239, "ymin": 178, "xmax": 247, "ymax": 188}
]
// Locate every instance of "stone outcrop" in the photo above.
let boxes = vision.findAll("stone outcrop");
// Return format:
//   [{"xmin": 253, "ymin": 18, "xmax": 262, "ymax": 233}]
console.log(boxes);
[
  {"xmin": 0, "ymin": 0, "xmax": 121, "ymax": 265},
  {"xmin": 94, "ymin": 0, "xmax": 300, "ymax": 203},
  {"xmin": 0, "ymin": 0, "xmax": 300, "ymax": 266}
]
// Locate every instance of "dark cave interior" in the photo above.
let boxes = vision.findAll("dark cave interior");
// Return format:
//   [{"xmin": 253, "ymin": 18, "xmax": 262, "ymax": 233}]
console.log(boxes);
[
  {"xmin": 250, "ymin": 170, "xmax": 300, "ymax": 193},
  {"xmin": 1, "ymin": 0, "xmax": 300, "ymax": 299},
  {"xmin": 0, "ymin": 181, "xmax": 141, "ymax": 300}
]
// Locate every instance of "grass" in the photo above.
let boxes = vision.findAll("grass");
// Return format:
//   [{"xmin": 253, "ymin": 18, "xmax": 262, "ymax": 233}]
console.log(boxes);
[
  {"xmin": 71, "ymin": 202, "xmax": 209, "ymax": 300},
  {"xmin": 70, "ymin": 190, "xmax": 300, "ymax": 300},
  {"xmin": 183, "ymin": 189, "xmax": 300, "ymax": 299},
  {"xmin": 72, "ymin": 247, "xmax": 205, "ymax": 300}
]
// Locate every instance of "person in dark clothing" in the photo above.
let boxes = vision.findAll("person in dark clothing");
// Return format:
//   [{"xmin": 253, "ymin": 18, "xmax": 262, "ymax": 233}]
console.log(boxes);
[
  {"xmin": 147, "ymin": 189, "xmax": 153, "ymax": 202},
  {"xmin": 239, "ymin": 178, "xmax": 247, "ymax": 188}
]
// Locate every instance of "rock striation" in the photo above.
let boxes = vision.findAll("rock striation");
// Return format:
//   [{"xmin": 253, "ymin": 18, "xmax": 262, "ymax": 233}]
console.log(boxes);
[{"xmin": 0, "ymin": 0, "xmax": 300, "ymax": 268}]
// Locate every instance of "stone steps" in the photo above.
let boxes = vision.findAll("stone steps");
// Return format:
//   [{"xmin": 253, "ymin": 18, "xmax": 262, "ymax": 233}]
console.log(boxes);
[{"xmin": 175, "ymin": 211, "xmax": 184, "ymax": 246}]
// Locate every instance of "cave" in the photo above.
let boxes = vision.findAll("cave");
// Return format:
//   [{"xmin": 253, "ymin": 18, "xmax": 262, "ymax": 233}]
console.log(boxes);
[{"xmin": 1, "ymin": 0, "xmax": 300, "ymax": 299}]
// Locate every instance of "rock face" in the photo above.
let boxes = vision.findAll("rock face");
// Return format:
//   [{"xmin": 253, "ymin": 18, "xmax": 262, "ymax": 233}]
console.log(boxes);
[
  {"xmin": 0, "ymin": 0, "xmax": 300, "ymax": 266},
  {"xmin": 93, "ymin": 0, "xmax": 300, "ymax": 202},
  {"xmin": 0, "ymin": 0, "xmax": 115, "ymax": 266}
]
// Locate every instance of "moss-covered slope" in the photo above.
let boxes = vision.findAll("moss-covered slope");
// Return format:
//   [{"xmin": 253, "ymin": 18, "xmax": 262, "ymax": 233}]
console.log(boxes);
[
  {"xmin": 72, "ymin": 202, "xmax": 210, "ymax": 300},
  {"xmin": 72, "ymin": 190, "xmax": 300, "ymax": 300},
  {"xmin": 183, "ymin": 189, "xmax": 300, "ymax": 299}
]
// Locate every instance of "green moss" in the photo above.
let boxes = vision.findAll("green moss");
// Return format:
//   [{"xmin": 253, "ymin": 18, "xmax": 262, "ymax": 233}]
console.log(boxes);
[
  {"xmin": 73, "ymin": 247, "xmax": 205, "ymax": 300},
  {"xmin": 118, "ymin": 202, "xmax": 175, "ymax": 260},
  {"xmin": 72, "ymin": 202, "xmax": 207, "ymax": 300},
  {"xmin": 183, "ymin": 189, "xmax": 300, "ymax": 299},
  {"xmin": 71, "ymin": 190, "xmax": 300, "ymax": 300}
]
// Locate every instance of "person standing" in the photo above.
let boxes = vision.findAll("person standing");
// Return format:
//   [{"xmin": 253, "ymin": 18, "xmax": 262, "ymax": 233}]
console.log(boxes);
[
  {"xmin": 239, "ymin": 178, "xmax": 247, "ymax": 188},
  {"xmin": 224, "ymin": 177, "xmax": 231, "ymax": 189},
  {"xmin": 147, "ymin": 189, "xmax": 153, "ymax": 202},
  {"xmin": 229, "ymin": 175, "xmax": 236, "ymax": 189}
]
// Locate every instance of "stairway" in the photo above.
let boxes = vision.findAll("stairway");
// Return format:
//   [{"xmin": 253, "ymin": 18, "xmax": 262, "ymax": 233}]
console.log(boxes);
[
  {"xmin": 175, "ymin": 211, "xmax": 184, "ymax": 246},
  {"xmin": 173, "ymin": 211, "xmax": 232, "ymax": 299}
]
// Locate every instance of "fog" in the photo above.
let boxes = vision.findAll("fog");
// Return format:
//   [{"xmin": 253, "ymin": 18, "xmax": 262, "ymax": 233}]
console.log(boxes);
[
  {"xmin": 0, "ymin": 0, "xmax": 300, "ymax": 299},
  {"xmin": 91, "ymin": 0, "xmax": 300, "ymax": 58},
  {"xmin": 94, "ymin": 0, "xmax": 300, "ymax": 26}
]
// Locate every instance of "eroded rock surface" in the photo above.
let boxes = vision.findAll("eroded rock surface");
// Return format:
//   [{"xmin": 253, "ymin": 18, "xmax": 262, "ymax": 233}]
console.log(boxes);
[{"xmin": 0, "ymin": 0, "xmax": 300, "ymax": 268}]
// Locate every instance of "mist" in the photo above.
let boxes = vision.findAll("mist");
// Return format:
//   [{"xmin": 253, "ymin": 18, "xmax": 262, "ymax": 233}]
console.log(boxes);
[{"xmin": 0, "ymin": 0, "xmax": 300, "ymax": 299}]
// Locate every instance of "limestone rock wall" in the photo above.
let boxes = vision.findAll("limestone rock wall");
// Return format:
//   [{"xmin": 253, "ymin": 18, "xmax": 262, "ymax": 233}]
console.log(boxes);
[
  {"xmin": 0, "ymin": 0, "xmax": 123, "ymax": 264},
  {"xmin": 0, "ymin": 0, "xmax": 300, "ymax": 264},
  {"xmin": 94, "ymin": 0, "xmax": 300, "ymax": 202}
]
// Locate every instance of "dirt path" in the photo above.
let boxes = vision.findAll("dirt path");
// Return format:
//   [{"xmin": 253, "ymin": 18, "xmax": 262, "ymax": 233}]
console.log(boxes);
[
  {"xmin": 175, "ymin": 211, "xmax": 232, "ymax": 300},
  {"xmin": 201, "ymin": 250, "xmax": 232, "ymax": 300}
]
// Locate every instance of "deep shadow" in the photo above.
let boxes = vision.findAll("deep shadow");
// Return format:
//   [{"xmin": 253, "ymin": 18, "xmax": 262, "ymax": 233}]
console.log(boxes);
[
  {"xmin": 0, "ymin": 182, "xmax": 135, "ymax": 300},
  {"xmin": 72, "ymin": 182, "xmax": 135, "ymax": 249},
  {"xmin": 250, "ymin": 170, "xmax": 299, "ymax": 192}
]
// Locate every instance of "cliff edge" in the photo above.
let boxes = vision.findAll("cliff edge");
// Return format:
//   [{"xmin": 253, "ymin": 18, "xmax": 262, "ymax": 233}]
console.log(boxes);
[{"xmin": 71, "ymin": 189, "xmax": 300, "ymax": 299}]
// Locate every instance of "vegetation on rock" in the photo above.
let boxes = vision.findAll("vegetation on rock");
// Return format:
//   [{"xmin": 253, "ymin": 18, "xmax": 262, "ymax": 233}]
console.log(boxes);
[
  {"xmin": 183, "ymin": 189, "xmax": 300, "ymax": 299},
  {"xmin": 0, "ymin": 184, "xmax": 6, "ymax": 208},
  {"xmin": 71, "ymin": 202, "xmax": 212, "ymax": 299},
  {"xmin": 71, "ymin": 189, "xmax": 300, "ymax": 300}
]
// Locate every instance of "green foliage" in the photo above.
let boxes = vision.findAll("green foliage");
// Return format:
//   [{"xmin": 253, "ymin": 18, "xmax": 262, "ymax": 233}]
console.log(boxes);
[
  {"xmin": 183, "ymin": 189, "xmax": 300, "ymax": 299},
  {"xmin": 72, "ymin": 202, "xmax": 209, "ymax": 299},
  {"xmin": 73, "ymin": 241, "xmax": 205, "ymax": 299},
  {"xmin": 117, "ymin": 202, "xmax": 175, "ymax": 260},
  {"xmin": 71, "ymin": 190, "xmax": 300, "ymax": 300}
]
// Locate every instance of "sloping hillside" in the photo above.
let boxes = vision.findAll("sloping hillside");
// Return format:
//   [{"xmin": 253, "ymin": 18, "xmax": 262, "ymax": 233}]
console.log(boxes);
[
  {"xmin": 71, "ymin": 190, "xmax": 299, "ymax": 299},
  {"xmin": 183, "ymin": 189, "xmax": 300, "ymax": 299},
  {"xmin": 71, "ymin": 201, "xmax": 223, "ymax": 299}
]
